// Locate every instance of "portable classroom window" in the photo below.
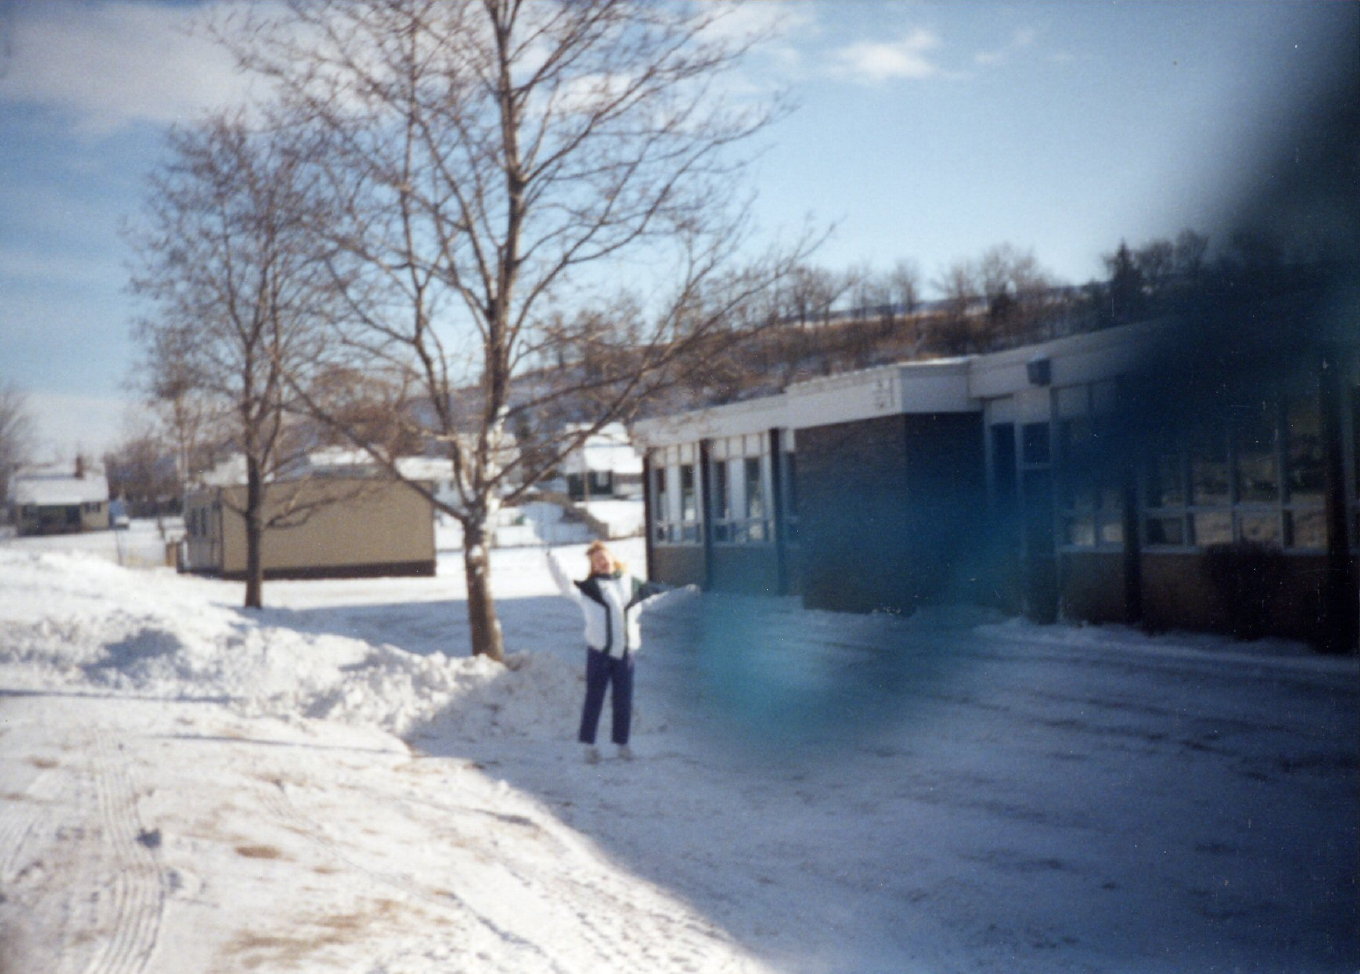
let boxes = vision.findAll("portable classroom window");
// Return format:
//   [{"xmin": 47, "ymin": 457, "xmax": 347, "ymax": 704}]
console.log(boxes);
[
  {"xmin": 650, "ymin": 443, "xmax": 702, "ymax": 545},
  {"xmin": 708, "ymin": 434, "xmax": 774, "ymax": 545}
]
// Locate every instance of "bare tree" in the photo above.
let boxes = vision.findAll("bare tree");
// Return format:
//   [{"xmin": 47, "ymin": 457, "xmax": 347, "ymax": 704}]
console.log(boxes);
[
  {"xmin": 888, "ymin": 258, "xmax": 922, "ymax": 317},
  {"xmin": 0, "ymin": 381, "xmax": 34, "ymax": 516},
  {"xmin": 932, "ymin": 258, "xmax": 979, "ymax": 354},
  {"xmin": 780, "ymin": 263, "xmax": 852, "ymax": 328},
  {"xmin": 1173, "ymin": 229, "xmax": 1210, "ymax": 281},
  {"xmin": 974, "ymin": 243, "xmax": 1058, "ymax": 348},
  {"xmin": 884, "ymin": 258, "xmax": 925, "ymax": 353},
  {"xmin": 129, "ymin": 115, "xmax": 342, "ymax": 609},
  {"xmin": 223, "ymin": 0, "xmax": 811, "ymax": 660},
  {"xmin": 104, "ymin": 430, "xmax": 177, "ymax": 517},
  {"xmin": 1132, "ymin": 237, "xmax": 1176, "ymax": 295},
  {"xmin": 1102, "ymin": 240, "xmax": 1146, "ymax": 325}
]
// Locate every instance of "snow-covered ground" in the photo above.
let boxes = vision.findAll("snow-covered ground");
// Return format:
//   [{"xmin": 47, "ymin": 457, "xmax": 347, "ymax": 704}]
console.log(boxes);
[{"xmin": 0, "ymin": 522, "xmax": 1356, "ymax": 973}]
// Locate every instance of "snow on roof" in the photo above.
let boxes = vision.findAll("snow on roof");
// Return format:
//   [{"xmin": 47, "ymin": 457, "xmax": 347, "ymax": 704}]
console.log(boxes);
[
  {"xmin": 305, "ymin": 447, "xmax": 372, "ymax": 470},
  {"xmin": 9, "ymin": 470, "xmax": 109, "ymax": 506},
  {"xmin": 395, "ymin": 456, "xmax": 455, "ymax": 482},
  {"xmin": 199, "ymin": 451, "xmax": 462, "ymax": 488},
  {"xmin": 199, "ymin": 455, "xmax": 249, "ymax": 487},
  {"xmin": 562, "ymin": 423, "xmax": 643, "ymax": 474}
]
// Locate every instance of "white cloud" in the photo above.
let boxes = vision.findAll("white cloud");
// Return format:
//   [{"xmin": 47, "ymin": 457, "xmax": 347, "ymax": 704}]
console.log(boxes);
[
  {"xmin": 0, "ymin": 1, "xmax": 254, "ymax": 135},
  {"xmin": 828, "ymin": 28, "xmax": 942, "ymax": 84}
]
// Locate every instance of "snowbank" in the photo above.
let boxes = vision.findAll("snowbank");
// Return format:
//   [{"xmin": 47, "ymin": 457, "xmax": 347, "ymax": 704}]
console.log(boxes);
[
  {"xmin": 0, "ymin": 548, "xmax": 586, "ymax": 743},
  {"xmin": 0, "ymin": 531, "xmax": 1355, "ymax": 974}
]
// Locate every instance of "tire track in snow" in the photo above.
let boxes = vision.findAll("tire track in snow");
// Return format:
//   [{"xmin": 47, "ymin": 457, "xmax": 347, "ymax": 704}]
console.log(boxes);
[
  {"xmin": 0, "ymin": 758, "xmax": 57, "ymax": 888},
  {"xmin": 266, "ymin": 772, "xmax": 761, "ymax": 974},
  {"xmin": 400, "ymin": 777, "xmax": 762, "ymax": 974},
  {"xmin": 257, "ymin": 777, "xmax": 575, "ymax": 973},
  {"xmin": 362, "ymin": 783, "xmax": 662, "ymax": 970},
  {"xmin": 79, "ymin": 736, "xmax": 164, "ymax": 974}
]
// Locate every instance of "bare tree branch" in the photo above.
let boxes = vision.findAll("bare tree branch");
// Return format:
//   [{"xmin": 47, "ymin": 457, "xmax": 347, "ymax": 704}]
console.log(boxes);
[{"xmin": 213, "ymin": 0, "xmax": 811, "ymax": 658}]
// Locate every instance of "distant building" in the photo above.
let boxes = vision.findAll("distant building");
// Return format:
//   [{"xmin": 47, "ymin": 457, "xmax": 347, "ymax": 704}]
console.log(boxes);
[
  {"xmin": 559, "ymin": 423, "xmax": 644, "ymax": 501},
  {"xmin": 634, "ymin": 303, "xmax": 1359, "ymax": 651},
  {"xmin": 181, "ymin": 471, "xmax": 435, "ymax": 581},
  {"xmin": 8, "ymin": 461, "xmax": 111, "ymax": 535}
]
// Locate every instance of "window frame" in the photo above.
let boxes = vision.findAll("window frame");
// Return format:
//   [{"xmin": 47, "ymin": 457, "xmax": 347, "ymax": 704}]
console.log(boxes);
[
  {"xmin": 649, "ymin": 444, "xmax": 703, "ymax": 546},
  {"xmin": 708, "ymin": 434, "xmax": 774, "ymax": 546},
  {"xmin": 1140, "ymin": 388, "xmax": 1328, "ymax": 553},
  {"xmin": 1054, "ymin": 382, "xmax": 1125, "ymax": 552}
]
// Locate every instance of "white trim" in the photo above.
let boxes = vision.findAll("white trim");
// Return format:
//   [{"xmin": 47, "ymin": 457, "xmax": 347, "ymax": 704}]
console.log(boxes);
[{"xmin": 631, "ymin": 319, "xmax": 1184, "ymax": 449}]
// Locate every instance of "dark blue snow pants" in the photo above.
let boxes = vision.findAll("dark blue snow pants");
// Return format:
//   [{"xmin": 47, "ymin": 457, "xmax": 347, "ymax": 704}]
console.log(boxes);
[{"xmin": 579, "ymin": 647, "xmax": 634, "ymax": 746}]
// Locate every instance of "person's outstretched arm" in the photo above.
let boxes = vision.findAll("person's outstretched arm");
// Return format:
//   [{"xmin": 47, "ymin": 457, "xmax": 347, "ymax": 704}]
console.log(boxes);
[
  {"xmin": 546, "ymin": 550, "xmax": 583, "ymax": 602},
  {"xmin": 631, "ymin": 576, "xmax": 699, "ymax": 611}
]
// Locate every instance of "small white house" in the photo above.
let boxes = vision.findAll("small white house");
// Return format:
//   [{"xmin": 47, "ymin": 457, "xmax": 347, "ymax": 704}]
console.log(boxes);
[
  {"xmin": 9, "ymin": 462, "xmax": 111, "ymax": 536},
  {"xmin": 559, "ymin": 423, "xmax": 644, "ymax": 501}
]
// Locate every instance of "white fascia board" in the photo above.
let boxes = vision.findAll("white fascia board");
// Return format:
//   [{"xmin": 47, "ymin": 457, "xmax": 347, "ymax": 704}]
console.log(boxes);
[
  {"xmin": 632, "ymin": 394, "xmax": 792, "ymax": 449},
  {"xmin": 968, "ymin": 319, "xmax": 1169, "ymax": 399},
  {"xmin": 786, "ymin": 359, "xmax": 975, "ymax": 429}
]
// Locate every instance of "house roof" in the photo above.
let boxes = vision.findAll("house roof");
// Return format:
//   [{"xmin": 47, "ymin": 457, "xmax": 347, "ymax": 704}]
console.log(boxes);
[
  {"xmin": 562, "ymin": 423, "xmax": 642, "ymax": 475},
  {"xmin": 10, "ymin": 471, "xmax": 109, "ymax": 506}
]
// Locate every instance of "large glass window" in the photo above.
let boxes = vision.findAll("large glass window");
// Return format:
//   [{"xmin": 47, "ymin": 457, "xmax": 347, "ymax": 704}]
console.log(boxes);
[
  {"xmin": 1143, "ymin": 449, "xmax": 1187, "ymax": 545},
  {"xmin": 710, "ymin": 460, "xmax": 731, "ymax": 542},
  {"xmin": 679, "ymin": 463, "xmax": 700, "ymax": 542},
  {"xmin": 650, "ymin": 445, "xmax": 702, "ymax": 545},
  {"xmin": 709, "ymin": 435, "xmax": 773, "ymax": 545},
  {"xmin": 744, "ymin": 456, "xmax": 767, "ymax": 541},
  {"xmin": 1056, "ymin": 387, "xmax": 1123, "ymax": 549},
  {"xmin": 1142, "ymin": 391, "xmax": 1326, "ymax": 551},
  {"xmin": 650, "ymin": 462, "xmax": 669, "ymax": 544},
  {"xmin": 1235, "ymin": 403, "xmax": 1279, "ymax": 504}
]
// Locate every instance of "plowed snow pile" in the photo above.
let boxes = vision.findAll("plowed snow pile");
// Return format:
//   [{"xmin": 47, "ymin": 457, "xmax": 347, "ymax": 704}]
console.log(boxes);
[{"xmin": 0, "ymin": 549, "xmax": 581, "ymax": 740}]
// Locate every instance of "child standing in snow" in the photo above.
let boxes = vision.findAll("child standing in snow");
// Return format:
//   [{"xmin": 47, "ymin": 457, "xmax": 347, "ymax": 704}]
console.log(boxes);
[{"xmin": 547, "ymin": 541, "xmax": 690, "ymax": 763}]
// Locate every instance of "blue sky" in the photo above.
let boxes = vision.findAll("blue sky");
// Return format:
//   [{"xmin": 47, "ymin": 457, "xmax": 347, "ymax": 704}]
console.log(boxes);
[{"xmin": 1, "ymin": 0, "xmax": 1355, "ymax": 462}]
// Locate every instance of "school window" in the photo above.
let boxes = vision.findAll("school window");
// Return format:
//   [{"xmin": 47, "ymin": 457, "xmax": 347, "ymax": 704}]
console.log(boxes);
[
  {"xmin": 1143, "ymin": 449, "xmax": 1187, "ymax": 545},
  {"xmin": 709, "ymin": 435, "xmax": 773, "ymax": 545},
  {"xmin": 1283, "ymin": 394, "xmax": 1325, "ymax": 548},
  {"xmin": 1055, "ymin": 384, "xmax": 1123, "ymax": 549},
  {"xmin": 1141, "ymin": 390, "xmax": 1327, "ymax": 551},
  {"xmin": 678, "ymin": 463, "xmax": 700, "ymax": 542},
  {"xmin": 710, "ymin": 460, "xmax": 732, "ymax": 542},
  {"xmin": 744, "ymin": 457, "xmax": 767, "ymax": 541},
  {"xmin": 649, "ymin": 445, "xmax": 702, "ymax": 545},
  {"xmin": 650, "ymin": 462, "xmax": 668, "ymax": 544}
]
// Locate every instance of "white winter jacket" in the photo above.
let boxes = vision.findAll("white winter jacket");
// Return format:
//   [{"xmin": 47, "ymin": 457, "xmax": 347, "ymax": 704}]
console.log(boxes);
[{"xmin": 547, "ymin": 552, "xmax": 679, "ymax": 656}]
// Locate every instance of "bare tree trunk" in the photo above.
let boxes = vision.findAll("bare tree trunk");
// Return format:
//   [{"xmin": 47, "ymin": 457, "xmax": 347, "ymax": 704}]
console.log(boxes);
[
  {"xmin": 244, "ymin": 458, "xmax": 265, "ymax": 610},
  {"xmin": 461, "ymin": 517, "xmax": 504, "ymax": 661}
]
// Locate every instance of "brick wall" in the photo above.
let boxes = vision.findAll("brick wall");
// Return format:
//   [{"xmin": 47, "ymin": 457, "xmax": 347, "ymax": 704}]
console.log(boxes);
[{"xmin": 797, "ymin": 413, "xmax": 985, "ymax": 614}]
